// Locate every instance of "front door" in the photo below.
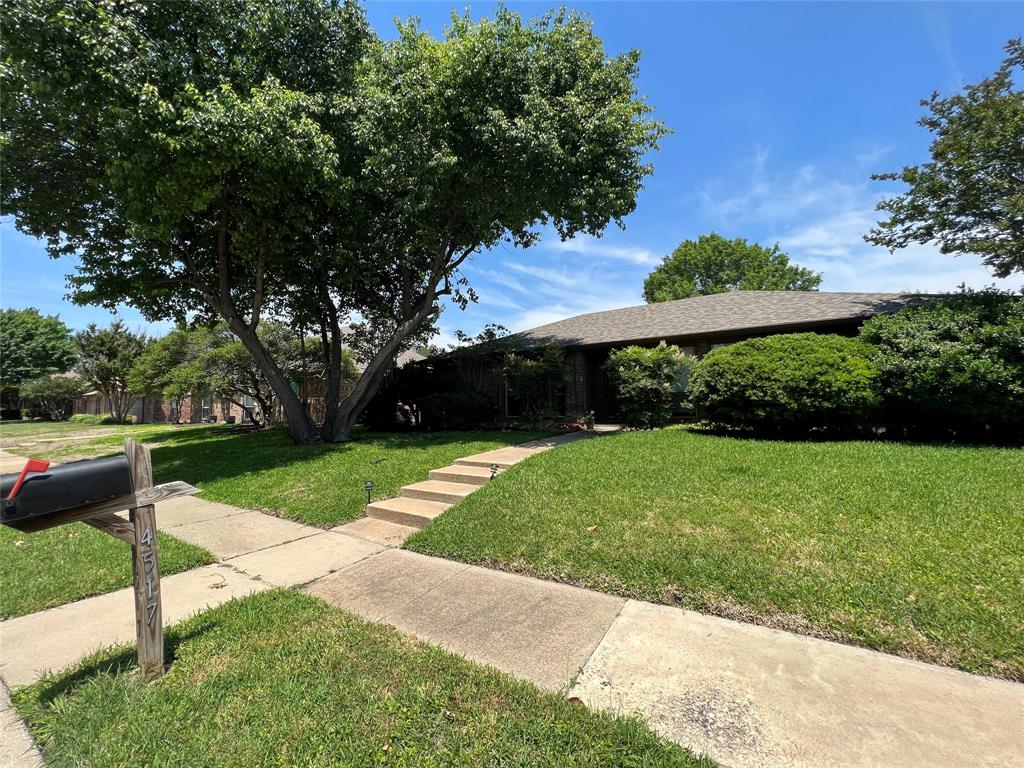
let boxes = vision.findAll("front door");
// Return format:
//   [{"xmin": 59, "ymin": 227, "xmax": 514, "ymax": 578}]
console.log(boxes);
[{"xmin": 585, "ymin": 350, "xmax": 621, "ymax": 421}]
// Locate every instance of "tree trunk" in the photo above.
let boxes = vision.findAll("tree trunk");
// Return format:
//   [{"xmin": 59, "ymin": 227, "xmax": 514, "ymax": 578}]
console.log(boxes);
[
  {"xmin": 329, "ymin": 300, "xmax": 435, "ymax": 442},
  {"xmin": 221, "ymin": 313, "xmax": 319, "ymax": 443},
  {"xmin": 320, "ymin": 304, "xmax": 343, "ymax": 441}
]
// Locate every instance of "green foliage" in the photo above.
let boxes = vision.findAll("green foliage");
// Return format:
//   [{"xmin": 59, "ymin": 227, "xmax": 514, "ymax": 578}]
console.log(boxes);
[
  {"xmin": 687, "ymin": 334, "xmax": 879, "ymax": 431},
  {"xmin": 605, "ymin": 343, "xmax": 691, "ymax": 429},
  {"xmin": 867, "ymin": 39, "xmax": 1024, "ymax": 277},
  {"xmin": 68, "ymin": 413, "xmax": 105, "ymax": 425},
  {"xmin": 2, "ymin": 0, "xmax": 665, "ymax": 444},
  {"xmin": 0, "ymin": 308, "xmax": 77, "ymax": 388},
  {"xmin": 643, "ymin": 233, "xmax": 822, "ymax": 303},
  {"xmin": 504, "ymin": 348, "xmax": 569, "ymax": 424},
  {"xmin": 19, "ymin": 374, "xmax": 85, "ymax": 420},
  {"xmin": 75, "ymin": 321, "xmax": 150, "ymax": 424},
  {"xmin": 859, "ymin": 290, "xmax": 1024, "ymax": 433}
]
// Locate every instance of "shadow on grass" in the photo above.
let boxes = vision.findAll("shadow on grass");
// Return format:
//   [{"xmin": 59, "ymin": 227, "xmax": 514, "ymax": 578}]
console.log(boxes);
[
  {"xmin": 148, "ymin": 426, "xmax": 539, "ymax": 489},
  {"xmin": 31, "ymin": 619, "xmax": 218, "ymax": 706}
]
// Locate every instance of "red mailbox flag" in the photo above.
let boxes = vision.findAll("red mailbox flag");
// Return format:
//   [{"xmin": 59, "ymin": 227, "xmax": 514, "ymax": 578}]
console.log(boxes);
[{"xmin": 7, "ymin": 458, "xmax": 51, "ymax": 500}]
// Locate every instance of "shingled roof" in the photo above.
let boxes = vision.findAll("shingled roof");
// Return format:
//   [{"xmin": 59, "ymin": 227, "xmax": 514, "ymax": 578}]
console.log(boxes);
[{"xmin": 509, "ymin": 291, "xmax": 932, "ymax": 349}]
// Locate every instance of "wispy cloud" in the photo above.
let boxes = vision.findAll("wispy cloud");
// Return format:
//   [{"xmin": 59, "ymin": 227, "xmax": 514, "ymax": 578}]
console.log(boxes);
[
  {"xmin": 549, "ymin": 234, "xmax": 660, "ymax": 266},
  {"xmin": 700, "ymin": 153, "xmax": 1021, "ymax": 294}
]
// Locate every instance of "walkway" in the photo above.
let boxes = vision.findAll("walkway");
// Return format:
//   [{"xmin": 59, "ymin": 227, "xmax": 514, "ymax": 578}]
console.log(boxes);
[
  {"xmin": 2, "ymin": 442, "xmax": 1023, "ymax": 767},
  {"xmin": 364, "ymin": 427, "xmax": 615, "ymax": 528}
]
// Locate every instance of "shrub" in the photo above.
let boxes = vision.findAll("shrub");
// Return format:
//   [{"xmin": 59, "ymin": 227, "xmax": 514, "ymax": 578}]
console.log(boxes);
[
  {"xmin": 605, "ymin": 343, "xmax": 692, "ymax": 429},
  {"xmin": 859, "ymin": 290, "xmax": 1024, "ymax": 435},
  {"xmin": 504, "ymin": 348, "xmax": 568, "ymax": 425},
  {"xmin": 69, "ymin": 413, "xmax": 104, "ymax": 425},
  {"xmin": 687, "ymin": 333, "xmax": 878, "ymax": 432}
]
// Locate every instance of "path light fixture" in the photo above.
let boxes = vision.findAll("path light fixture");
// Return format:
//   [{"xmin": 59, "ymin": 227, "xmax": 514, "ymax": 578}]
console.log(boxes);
[
  {"xmin": 490, "ymin": 463, "xmax": 499, "ymax": 481},
  {"xmin": 364, "ymin": 479, "xmax": 374, "ymax": 504}
]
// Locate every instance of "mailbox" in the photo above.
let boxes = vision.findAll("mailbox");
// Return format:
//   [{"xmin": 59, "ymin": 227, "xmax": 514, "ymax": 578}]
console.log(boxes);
[{"xmin": 0, "ymin": 455, "xmax": 134, "ymax": 527}]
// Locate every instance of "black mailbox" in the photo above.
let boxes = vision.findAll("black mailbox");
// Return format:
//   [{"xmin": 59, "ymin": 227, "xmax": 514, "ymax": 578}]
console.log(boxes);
[{"xmin": 0, "ymin": 455, "xmax": 134, "ymax": 527}]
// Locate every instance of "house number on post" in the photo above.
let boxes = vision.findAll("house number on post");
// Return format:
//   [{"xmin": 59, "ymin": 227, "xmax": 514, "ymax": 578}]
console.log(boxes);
[
  {"xmin": 126, "ymin": 439, "xmax": 164, "ymax": 678},
  {"xmin": 0, "ymin": 438, "xmax": 199, "ymax": 680}
]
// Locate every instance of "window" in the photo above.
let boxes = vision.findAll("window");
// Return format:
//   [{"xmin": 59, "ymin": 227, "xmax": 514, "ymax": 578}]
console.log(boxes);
[{"xmin": 201, "ymin": 391, "xmax": 211, "ymax": 422}]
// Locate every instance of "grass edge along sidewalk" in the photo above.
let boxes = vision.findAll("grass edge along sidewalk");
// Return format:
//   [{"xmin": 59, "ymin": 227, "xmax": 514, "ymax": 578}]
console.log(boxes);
[
  {"xmin": 407, "ymin": 427, "xmax": 1024, "ymax": 681},
  {"xmin": 4, "ymin": 425, "xmax": 550, "ymax": 527},
  {"xmin": 12, "ymin": 589, "xmax": 710, "ymax": 768}
]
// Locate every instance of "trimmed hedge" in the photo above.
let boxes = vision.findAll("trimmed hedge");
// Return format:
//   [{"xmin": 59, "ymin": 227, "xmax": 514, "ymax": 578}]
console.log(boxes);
[
  {"xmin": 687, "ymin": 333, "xmax": 878, "ymax": 431},
  {"xmin": 859, "ymin": 291, "xmax": 1024, "ymax": 434}
]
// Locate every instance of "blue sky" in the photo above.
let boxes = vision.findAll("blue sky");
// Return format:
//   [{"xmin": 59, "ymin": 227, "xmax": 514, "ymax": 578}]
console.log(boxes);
[{"xmin": 2, "ymin": 1, "xmax": 1021, "ymax": 344}]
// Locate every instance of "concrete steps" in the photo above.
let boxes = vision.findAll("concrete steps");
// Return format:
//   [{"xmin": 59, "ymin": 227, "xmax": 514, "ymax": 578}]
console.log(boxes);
[
  {"xmin": 399, "ymin": 479, "xmax": 477, "ymax": 505},
  {"xmin": 454, "ymin": 447, "xmax": 537, "ymax": 469},
  {"xmin": 365, "ymin": 496, "xmax": 451, "ymax": 529},
  {"xmin": 361, "ymin": 433, "xmax": 592, "ymax": 530},
  {"xmin": 428, "ymin": 464, "xmax": 495, "ymax": 486}
]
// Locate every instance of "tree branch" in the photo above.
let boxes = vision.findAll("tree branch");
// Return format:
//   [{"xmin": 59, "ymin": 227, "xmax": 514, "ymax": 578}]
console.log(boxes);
[{"xmin": 249, "ymin": 221, "xmax": 267, "ymax": 330}]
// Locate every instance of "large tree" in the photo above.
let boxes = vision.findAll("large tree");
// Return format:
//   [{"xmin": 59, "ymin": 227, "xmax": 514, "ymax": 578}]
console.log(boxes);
[
  {"xmin": 75, "ymin": 321, "xmax": 150, "ymax": 423},
  {"xmin": 0, "ymin": 308, "xmax": 77, "ymax": 388},
  {"xmin": 2, "ymin": 1, "xmax": 664, "ymax": 443},
  {"xmin": 643, "ymin": 234, "xmax": 822, "ymax": 303},
  {"xmin": 867, "ymin": 38, "xmax": 1024, "ymax": 278}
]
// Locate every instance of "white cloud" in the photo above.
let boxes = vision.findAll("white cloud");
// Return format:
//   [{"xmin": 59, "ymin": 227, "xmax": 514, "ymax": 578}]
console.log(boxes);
[
  {"xmin": 549, "ymin": 234, "xmax": 660, "ymax": 266},
  {"xmin": 700, "ymin": 156, "xmax": 1020, "ymax": 294}
]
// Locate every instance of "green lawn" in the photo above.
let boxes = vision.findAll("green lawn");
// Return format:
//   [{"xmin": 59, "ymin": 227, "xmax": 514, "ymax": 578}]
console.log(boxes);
[
  {"xmin": 0, "ymin": 419, "xmax": 158, "ymax": 447},
  {"xmin": 407, "ymin": 428, "xmax": 1024, "ymax": 680},
  {"xmin": 13, "ymin": 590, "xmax": 706, "ymax": 768},
  {"xmin": 10, "ymin": 425, "xmax": 545, "ymax": 527},
  {"xmin": 0, "ymin": 523, "xmax": 214, "ymax": 619}
]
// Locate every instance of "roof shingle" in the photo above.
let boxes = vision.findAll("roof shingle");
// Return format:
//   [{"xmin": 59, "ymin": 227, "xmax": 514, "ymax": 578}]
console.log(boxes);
[{"xmin": 509, "ymin": 291, "xmax": 932, "ymax": 349}]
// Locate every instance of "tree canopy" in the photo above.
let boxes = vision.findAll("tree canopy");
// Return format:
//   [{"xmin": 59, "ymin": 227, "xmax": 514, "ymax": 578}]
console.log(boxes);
[
  {"xmin": 642, "ymin": 234, "xmax": 822, "ymax": 303},
  {"xmin": 0, "ymin": 308, "xmax": 77, "ymax": 388},
  {"xmin": 20, "ymin": 374, "xmax": 85, "ymax": 421},
  {"xmin": 2, "ymin": 0, "xmax": 664, "ymax": 443},
  {"xmin": 867, "ymin": 38, "xmax": 1024, "ymax": 278},
  {"xmin": 75, "ymin": 321, "xmax": 150, "ymax": 423}
]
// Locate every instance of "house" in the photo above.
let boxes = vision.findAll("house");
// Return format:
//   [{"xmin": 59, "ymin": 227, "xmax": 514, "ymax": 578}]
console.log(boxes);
[
  {"xmin": 416, "ymin": 291, "xmax": 931, "ymax": 422},
  {"xmin": 72, "ymin": 347, "xmax": 425, "ymax": 425}
]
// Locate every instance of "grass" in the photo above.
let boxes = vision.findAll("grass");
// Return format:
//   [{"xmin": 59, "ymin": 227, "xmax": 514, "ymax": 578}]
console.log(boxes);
[
  {"xmin": 407, "ymin": 428, "xmax": 1024, "ymax": 680},
  {"xmin": 13, "ymin": 589, "xmax": 707, "ymax": 768},
  {"xmin": 0, "ymin": 419, "xmax": 159, "ymax": 445},
  {"xmin": 9, "ymin": 424, "xmax": 546, "ymax": 527},
  {"xmin": 0, "ymin": 523, "xmax": 214, "ymax": 619}
]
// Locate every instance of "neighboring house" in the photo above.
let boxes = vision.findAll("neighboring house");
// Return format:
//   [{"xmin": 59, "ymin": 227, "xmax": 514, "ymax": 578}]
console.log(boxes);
[
  {"xmin": 74, "ymin": 390, "xmax": 173, "ymax": 423},
  {"xmin": 72, "ymin": 349, "xmax": 425, "ymax": 424},
  {"xmin": 421, "ymin": 291, "xmax": 932, "ymax": 421}
]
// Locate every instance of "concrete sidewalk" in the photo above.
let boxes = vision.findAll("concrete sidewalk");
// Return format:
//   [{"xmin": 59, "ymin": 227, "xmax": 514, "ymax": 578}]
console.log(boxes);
[
  {"xmin": 2, "ymin": 446, "xmax": 1023, "ymax": 767},
  {"xmin": 303, "ymin": 549, "xmax": 1024, "ymax": 768}
]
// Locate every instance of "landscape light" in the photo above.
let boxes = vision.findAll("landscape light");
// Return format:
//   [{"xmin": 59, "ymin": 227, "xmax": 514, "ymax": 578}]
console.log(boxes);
[{"xmin": 364, "ymin": 479, "xmax": 374, "ymax": 504}]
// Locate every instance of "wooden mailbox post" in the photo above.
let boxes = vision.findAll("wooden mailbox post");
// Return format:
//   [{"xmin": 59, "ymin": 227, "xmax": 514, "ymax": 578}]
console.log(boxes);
[{"xmin": 1, "ymin": 439, "xmax": 197, "ymax": 678}]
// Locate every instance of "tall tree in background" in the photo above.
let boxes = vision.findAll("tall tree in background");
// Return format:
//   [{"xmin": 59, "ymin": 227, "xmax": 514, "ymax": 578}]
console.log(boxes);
[
  {"xmin": 75, "ymin": 321, "xmax": 149, "ymax": 423},
  {"xmin": 0, "ymin": 308, "xmax": 77, "ymax": 388},
  {"xmin": 643, "ymin": 234, "xmax": 822, "ymax": 303},
  {"xmin": 867, "ymin": 38, "xmax": 1024, "ymax": 277},
  {"xmin": 2, "ymin": 1, "xmax": 664, "ymax": 443}
]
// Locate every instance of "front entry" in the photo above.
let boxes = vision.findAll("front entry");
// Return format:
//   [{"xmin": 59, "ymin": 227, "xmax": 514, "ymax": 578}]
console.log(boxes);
[{"xmin": 584, "ymin": 350, "xmax": 621, "ymax": 421}]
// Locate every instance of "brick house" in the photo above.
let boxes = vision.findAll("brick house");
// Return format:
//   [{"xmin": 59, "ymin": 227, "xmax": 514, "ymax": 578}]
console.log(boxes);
[
  {"xmin": 72, "ymin": 348, "xmax": 424, "ymax": 425},
  {"xmin": 422, "ymin": 291, "xmax": 929, "ymax": 422}
]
